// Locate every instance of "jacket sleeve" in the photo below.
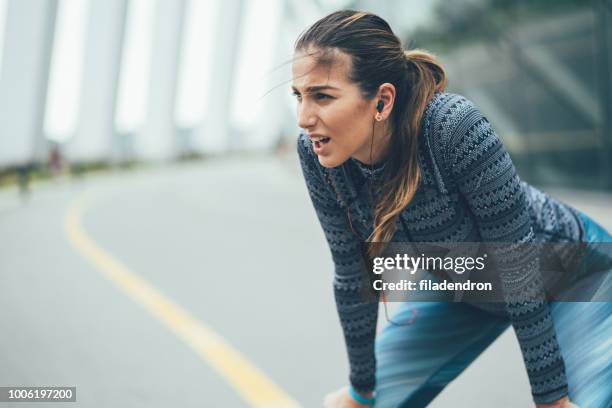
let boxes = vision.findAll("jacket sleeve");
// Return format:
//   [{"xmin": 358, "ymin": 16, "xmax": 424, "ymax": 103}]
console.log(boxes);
[
  {"xmin": 296, "ymin": 131, "xmax": 379, "ymax": 393},
  {"xmin": 442, "ymin": 96, "xmax": 568, "ymax": 404}
]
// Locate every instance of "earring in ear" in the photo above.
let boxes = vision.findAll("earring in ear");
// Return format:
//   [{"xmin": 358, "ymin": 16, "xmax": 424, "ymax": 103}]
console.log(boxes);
[{"xmin": 375, "ymin": 113, "xmax": 383, "ymax": 121}]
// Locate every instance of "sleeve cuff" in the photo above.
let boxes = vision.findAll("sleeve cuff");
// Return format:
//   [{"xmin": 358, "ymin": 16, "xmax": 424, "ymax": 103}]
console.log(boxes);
[
  {"xmin": 532, "ymin": 385, "xmax": 569, "ymax": 405},
  {"xmin": 350, "ymin": 376, "xmax": 376, "ymax": 395}
]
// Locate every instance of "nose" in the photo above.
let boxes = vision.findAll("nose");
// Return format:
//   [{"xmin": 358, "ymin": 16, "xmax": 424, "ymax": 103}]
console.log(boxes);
[{"xmin": 297, "ymin": 100, "xmax": 317, "ymax": 130}]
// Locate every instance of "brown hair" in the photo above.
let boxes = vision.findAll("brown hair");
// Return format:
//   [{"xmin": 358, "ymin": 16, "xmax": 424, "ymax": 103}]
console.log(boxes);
[{"xmin": 295, "ymin": 10, "xmax": 447, "ymax": 258}]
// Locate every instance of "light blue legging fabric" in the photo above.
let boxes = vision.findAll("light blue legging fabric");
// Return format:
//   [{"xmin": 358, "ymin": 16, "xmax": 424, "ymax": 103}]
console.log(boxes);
[{"xmin": 374, "ymin": 212, "xmax": 612, "ymax": 408}]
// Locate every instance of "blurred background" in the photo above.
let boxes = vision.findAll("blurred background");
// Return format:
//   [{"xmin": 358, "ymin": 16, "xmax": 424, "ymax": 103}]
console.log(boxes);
[{"xmin": 0, "ymin": 0, "xmax": 610, "ymax": 407}]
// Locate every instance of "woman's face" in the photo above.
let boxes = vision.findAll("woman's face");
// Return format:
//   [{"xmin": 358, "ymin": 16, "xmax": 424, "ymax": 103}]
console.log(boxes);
[{"xmin": 291, "ymin": 48, "xmax": 381, "ymax": 168}]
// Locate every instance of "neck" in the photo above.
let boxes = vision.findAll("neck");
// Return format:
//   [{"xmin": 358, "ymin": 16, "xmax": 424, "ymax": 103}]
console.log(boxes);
[{"xmin": 353, "ymin": 122, "xmax": 392, "ymax": 165}]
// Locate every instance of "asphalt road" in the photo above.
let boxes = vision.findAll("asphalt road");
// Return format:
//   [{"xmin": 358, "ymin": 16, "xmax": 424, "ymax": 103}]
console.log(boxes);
[{"xmin": 1, "ymin": 155, "xmax": 610, "ymax": 407}]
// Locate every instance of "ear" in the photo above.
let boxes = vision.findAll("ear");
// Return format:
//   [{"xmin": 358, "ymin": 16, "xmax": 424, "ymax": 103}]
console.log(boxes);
[{"xmin": 375, "ymin": 83, "xmax": 396, "ymax": 119}]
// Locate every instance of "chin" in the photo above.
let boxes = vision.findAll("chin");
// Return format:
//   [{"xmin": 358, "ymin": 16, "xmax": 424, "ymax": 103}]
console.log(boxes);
[{"xmin": 317, "ymin": 154, "xmax": 348, "ymax": 168}]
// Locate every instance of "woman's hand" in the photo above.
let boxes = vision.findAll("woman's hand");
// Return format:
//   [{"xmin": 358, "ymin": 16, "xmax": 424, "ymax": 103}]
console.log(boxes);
[
  {"xmin": 536, "ymin": 396, "xmax": 580, "ymax": 408},
  {"xmin": 323, "ymin": 386, "xmax": 372, "ymax": 408}
]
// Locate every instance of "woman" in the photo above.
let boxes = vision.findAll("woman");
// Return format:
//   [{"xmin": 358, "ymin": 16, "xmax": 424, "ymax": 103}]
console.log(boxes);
[{"xmin": 293, "ymin": 10, "xmax": 611, "ymax": 408}]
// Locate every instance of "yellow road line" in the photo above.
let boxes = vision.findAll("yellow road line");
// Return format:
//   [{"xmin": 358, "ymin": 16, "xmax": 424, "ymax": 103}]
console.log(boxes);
[{"xmin": 64, "ymin": 192, "xmax": 302, "ymax": 408}]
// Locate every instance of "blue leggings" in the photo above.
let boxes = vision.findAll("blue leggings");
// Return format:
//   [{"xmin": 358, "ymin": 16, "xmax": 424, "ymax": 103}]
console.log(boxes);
[{"xmin": 374, "ymin": 212, "xmax": 612, "ymax": 407}]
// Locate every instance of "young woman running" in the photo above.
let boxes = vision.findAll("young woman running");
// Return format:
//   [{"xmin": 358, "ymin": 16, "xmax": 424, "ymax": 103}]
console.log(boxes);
[{"xmin": 293, "ymin": 10, "xmax": 611, "ymax": 408}]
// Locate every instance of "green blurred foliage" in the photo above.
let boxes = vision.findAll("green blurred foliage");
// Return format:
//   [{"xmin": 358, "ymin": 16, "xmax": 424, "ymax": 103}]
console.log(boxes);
[{"xmin": 410, "ymin": 0, "xmax": 594, "ymax": 51}]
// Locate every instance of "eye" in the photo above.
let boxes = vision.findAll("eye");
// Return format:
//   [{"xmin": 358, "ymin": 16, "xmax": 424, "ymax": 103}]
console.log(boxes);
[
  {"xmin": 291, "ymin": 91, "xmax": 302, "ymax": 102},
  {"xmin": 314, "ymin": 93, "xmax": 332, "ymax": 100}
]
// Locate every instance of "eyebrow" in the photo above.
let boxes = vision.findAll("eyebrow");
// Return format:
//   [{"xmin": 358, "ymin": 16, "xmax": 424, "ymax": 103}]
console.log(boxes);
[{"xmin": 291, "ymin": 85, "xmax": 340, "ymax": 93}]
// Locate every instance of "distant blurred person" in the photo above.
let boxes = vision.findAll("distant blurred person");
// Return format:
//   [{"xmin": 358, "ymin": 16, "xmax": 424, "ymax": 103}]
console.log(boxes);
[
  {"xmin": 48, "ymin": 145, "xmax": 66, "ymax": 177},
  {"xmin": 293, "ymin": 10, "xmax": 610, "ymax": 408},
  {"xmin": 16, "ymin": 162, "xmax": 31, "ymax": 201}
]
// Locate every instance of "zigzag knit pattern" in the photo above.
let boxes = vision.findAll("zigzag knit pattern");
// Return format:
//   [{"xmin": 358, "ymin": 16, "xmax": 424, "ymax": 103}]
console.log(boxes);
[{"xmin": 297, "ymin": 92, "xmax": 583, "ymax": 404}]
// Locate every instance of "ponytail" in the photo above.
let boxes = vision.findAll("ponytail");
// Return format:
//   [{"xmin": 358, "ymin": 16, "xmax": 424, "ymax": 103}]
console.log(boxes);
[{"xmin": 367, "ymin": 49, "xmax": 447, "ymax": 258}]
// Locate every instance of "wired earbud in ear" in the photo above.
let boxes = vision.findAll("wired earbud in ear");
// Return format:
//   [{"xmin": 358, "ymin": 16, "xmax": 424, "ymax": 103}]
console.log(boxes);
[{"xmin": 375, "ymin": 100, "xmax": 384, "ymax": 121}]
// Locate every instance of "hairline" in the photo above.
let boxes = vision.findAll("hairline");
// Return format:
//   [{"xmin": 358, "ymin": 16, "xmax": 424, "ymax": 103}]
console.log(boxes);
[{"xmin": 293, "ymin": 44, "xmax": 373, "ymax": 100}]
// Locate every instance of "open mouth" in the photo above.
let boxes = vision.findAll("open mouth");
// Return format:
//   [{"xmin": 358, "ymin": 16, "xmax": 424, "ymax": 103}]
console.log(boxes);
[{"xmin": 312, "ymin": 136, "xmax": 331, "ymax": 148}]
